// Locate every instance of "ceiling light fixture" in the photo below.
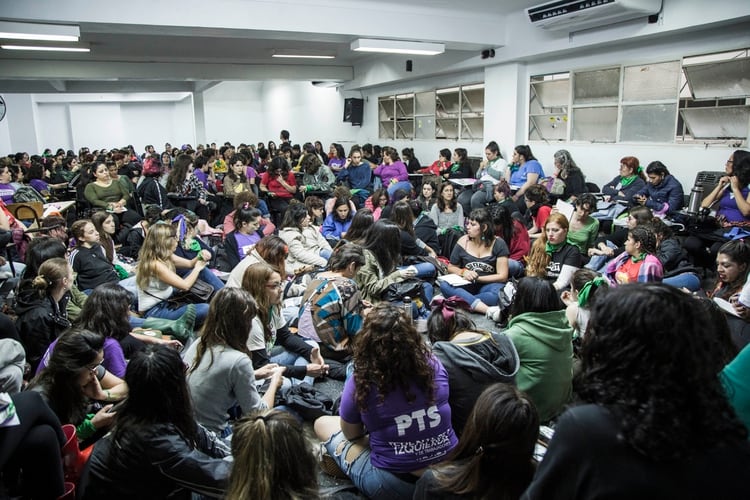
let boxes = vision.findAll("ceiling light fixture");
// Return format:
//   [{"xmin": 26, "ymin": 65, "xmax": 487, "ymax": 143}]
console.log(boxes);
[
  {"xmin": 351, "ymin": 39, "xmax": 444, "ymax": 56},
  {"xmin": 0, "ymin": 21, "xmax": 80, "ymax": 42},
  {"xmin": 1, "ymin": 44, "xmax": 90, "ymax": 53},
  {"xmin": 272, "ymin": 54, "xmax": 335, "ymax": 59}
]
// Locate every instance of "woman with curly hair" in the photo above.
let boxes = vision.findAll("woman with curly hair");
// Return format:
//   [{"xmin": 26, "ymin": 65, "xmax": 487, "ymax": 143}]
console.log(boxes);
[
  {"xmin": 182, "ymin": 287, "xmax": 284, "ymax": 436},
  {"xmin": 314, "ymin": 302, "xmax": 457, "ymax": 500},
  {"xmin": 415, "ymin": 383, "xmax": 538, "ymax": 500},
  {"xmin": 227, "ymin": 409, "xmax": 319, "ymax": 500},
  {"xmin": 524, "ymin": 284, "xmax": 749, "ymax": 499},
  {"xmin": 525, "ymin": 212, "xmax": 581, "ymax": 291}
]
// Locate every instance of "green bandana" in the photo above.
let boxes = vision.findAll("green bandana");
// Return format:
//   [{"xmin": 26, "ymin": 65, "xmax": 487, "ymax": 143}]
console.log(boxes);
[
  {"xmin": 184, "ymin": 238, "xmax": 202, "ymax": 253},
  {"xmin": 545, "ymin": 241, "xmax": 564, "ymax": 256},
  {"xmin": 619, "ymin": 175, "xmax": 637, "ymax": 187},
  {"xmin": 577, "ymin": 276, "xmax": 607, "ymax": 307},
  {"xmin": 631, "ymin": 252, "xmax": 647, "ymax": 263}
]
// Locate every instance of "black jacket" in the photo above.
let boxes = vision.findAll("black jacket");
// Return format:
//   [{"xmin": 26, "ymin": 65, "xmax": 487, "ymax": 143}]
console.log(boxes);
[
  {"xmin": 137, "ymin": 176, "xmax": 173, "ymax": 210},
  {"xmin": 81, "ymin": 423, "xmax": 231, "ymax": 500},
  {"xmin": 15, "ymin": 283, "xmax": 71, "ymax": 373}
]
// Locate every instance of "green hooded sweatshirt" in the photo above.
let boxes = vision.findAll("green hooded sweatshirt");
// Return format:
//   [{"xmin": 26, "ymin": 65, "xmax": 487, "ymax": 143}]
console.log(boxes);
[{"xmin": 505, "ymin": 310, "xmax": 573, "ymax": 422}]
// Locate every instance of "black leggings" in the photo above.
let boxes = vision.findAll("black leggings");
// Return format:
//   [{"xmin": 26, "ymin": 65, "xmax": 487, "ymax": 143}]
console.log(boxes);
[{"xmin": 0, "ymin": 391, "xmax": 66, "ymax": 498}]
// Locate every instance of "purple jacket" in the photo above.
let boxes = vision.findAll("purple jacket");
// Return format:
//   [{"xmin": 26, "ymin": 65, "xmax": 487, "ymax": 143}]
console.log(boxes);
[{"xmin": 374, "ymin": 161, "xmax": 408, "ymax": 185}]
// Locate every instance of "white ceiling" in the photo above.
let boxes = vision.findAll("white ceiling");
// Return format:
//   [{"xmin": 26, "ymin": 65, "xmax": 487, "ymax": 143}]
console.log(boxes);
[{"xmin": 0, "ymin": 0, "xmax": 541, "ymax": 93}]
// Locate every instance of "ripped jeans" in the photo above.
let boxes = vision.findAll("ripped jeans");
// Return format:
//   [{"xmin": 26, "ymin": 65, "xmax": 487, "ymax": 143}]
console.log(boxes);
[{"xmin": 323, "ymin": 430, "xmax": 416, "ymax": 500}]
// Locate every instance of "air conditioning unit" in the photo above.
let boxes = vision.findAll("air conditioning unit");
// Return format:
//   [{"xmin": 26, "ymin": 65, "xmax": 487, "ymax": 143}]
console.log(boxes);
[{"xmin": 527, "ymin": 0, "xmax": 662, "ymax": 31}]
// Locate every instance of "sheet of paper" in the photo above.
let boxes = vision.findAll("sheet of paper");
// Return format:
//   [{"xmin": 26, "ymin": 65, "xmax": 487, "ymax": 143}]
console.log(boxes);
[
  {"xmin": 555, "ymin": 199, "xmax": 575, "ymax": 222},
  {"xmin": 713, "ymin": 297, "xmax": 741, "ymax": 317},
  {"xmin": 437, "ymin": 273, "xmax": 471, "ymax": 286}
]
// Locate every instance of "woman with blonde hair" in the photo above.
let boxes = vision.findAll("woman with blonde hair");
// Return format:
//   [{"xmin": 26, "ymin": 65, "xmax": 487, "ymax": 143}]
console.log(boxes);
[
  {"xmin": 135, "ymin": 223, "xmax": 210, "ymax": 328},
  {"xmin": 526, "ymin": 212, "xmax": 582, "ymax": 290},
  {"xmin": 227, "ymin": 410, "xmax": 318, "ymax": 500}
]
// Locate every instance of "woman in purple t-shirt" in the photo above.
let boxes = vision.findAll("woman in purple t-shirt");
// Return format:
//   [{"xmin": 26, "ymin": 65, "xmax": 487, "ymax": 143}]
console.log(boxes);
[{"xmin": 315, "ymin": 303, "xmax": 457, "ymax": 499}]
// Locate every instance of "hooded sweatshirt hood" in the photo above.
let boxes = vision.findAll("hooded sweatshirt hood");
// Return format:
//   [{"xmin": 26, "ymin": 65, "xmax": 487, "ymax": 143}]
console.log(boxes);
[
  {"xmin": 433, "ymin": 331, "xmax": 519, "ymax": 384},
  {"xmin": 507, "ymin": 309, "xmax": 573, "ymax": 352}
]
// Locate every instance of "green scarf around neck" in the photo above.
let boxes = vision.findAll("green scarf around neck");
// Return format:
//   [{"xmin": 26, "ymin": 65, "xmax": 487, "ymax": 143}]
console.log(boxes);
[
  {"xmin": 619, "ymin": 175, "xmax": 638, "ymax": 187},
  {"xmin": 545, "ymin": 241, "xmax": 564, "ymax": 256}
]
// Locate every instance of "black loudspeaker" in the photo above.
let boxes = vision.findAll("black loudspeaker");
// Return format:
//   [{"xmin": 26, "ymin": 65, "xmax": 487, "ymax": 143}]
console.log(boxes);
[
  {"xmin": 406, "ymin": 60, "xmax": 413, "ymax": 72},
  {"xmin": 343, "ymin": 98, "xmax": 364, "ymax": 126}
]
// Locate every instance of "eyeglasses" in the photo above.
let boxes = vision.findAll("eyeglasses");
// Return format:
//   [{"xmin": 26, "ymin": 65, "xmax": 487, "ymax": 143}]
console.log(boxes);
[
  {"xmin": 727, "ymin": 159, "xmax": 734, "ymax": 165},
  {"xmin": 266, "ymin": 282, "xmax": 283, "ymax": 290}
]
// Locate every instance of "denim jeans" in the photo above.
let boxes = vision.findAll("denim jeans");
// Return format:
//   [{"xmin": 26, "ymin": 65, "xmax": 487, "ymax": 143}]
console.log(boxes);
[
  {"xmin": 397, "ymin": 262, "xmax": 435, "ymax": 279},
  {"xmin": 387, "ymin": 181, "xmax": 414, "ymax": 201},
  {"xmin": 320, "ymin": 248, "xmax": 332, "ymax": 261},
  {"xmin": 508, "ymin": 259, "xmax": 525, "ymax": 278},
  {"xmin": 144, "ymin": 301, "xmax": 210, "ymax": 328},
  {"xmin": 324, "ymin": 431, "xmax": 416, "ymax": 500},
  {"xmin": 438, "ymin": 280, "xmax": 503, "ymax": 310},
  {"xmin": 270, "ymin": 339, "xmax": 319, "ymax": 386},
  {"xmin": 663, "ymin": 272, "xmax": 701, "ymax": 292}
]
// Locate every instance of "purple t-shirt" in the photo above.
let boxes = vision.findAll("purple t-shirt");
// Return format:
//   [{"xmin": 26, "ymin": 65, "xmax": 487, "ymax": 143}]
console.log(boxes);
[
  {"xmin": 0, "ymin": 183, "xmax": 15, "ymax": 204},
  {"xmin": 36, "ymin": 336, "xmax": 126, "ymax": 378},
  {"xmin": 339, "ymin": 355, "xmax": 457, "ymax": 472},
  {"xmin": 234, "ymin": 231, "xmax": 261, "ymax": 259},
  {"xmin": 245, "ymin": 166, "xmax": 258, "ymax": 180},
  {"xmin": 373, "ymin": 161, "xmax": 409, "ymax": 185},
  {"xmin": 29, "ymin": 178, "xmax": 49, "ymax": 194},
  {"xmin": 193, "ymin": 169, "xmax": 209, "ymax": 189}
]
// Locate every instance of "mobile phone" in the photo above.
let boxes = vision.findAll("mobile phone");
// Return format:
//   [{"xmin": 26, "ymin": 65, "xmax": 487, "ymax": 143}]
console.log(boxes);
[{"xmin": 106, "ymin": 399, "xmax": 127, "ymax": 413}]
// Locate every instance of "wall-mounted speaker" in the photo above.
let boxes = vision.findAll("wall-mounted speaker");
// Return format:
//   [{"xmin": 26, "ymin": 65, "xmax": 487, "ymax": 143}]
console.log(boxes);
[
  {"xmin": 406, "ymin": 60, "xmax": 413, "ymax": 72},
  {"xmin": 343, "ymin": 98, "xmax": 364, "ymax": 126}
]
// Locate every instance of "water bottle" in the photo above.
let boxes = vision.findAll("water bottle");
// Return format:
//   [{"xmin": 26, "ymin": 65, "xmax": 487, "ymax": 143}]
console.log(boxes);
[
  {"xmin": 687, "ymin": 185, "xmax": 704, "ymax": 215},
  {"xmin": 402, "ymin": 296, "xmax": 413, "ymax": 324}
]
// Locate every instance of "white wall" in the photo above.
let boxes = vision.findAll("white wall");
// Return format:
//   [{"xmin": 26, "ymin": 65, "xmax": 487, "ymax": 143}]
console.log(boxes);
[{"xmin": 202, "ymin": 82, "xmax": 263, "ymax": 146}]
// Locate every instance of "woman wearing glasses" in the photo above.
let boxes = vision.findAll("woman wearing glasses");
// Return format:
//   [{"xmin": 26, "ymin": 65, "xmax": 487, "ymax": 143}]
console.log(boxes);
[{"xmin": 27, "ymin": 329, "xmax": 128, "ymax": 444}]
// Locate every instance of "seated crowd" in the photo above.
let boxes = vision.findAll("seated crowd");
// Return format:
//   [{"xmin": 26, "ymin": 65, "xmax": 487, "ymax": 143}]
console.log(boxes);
[{"xmin": 0, "ymin": 138, "xmax": 748, "ymax": 499}]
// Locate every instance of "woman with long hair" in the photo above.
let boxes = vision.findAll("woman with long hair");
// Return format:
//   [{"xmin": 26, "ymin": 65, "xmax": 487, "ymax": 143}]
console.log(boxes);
[
  {"xmin": 279, "ymin": 202, "xmax": 332, "ymax": 270},
  {"xmin": 354, "ymin": 219, "xmax": 415, "ymax": 304},
  {"xmin": 241, "ymin": 264, "xmax": 327, "ymax": 385},
  {"xmin": 223, "ymin": 153, "xmax": 253, "ymax": 199},
  {"xmin": 489, "ymin": 203, "xmax": 530, "ymax": 278},
  {"xmin": 364, "ymin": 187, "xmax": 389, "ymax": 221},
  {"xmin": 414, "ymin": 383, "xmax": 538, "ymax": 500},
  {"xmin": 374, "ymin": 148, "xmax": 412, "ymax": 201},
  {"xmin": 314, "ymin": 302, "xmax": 457, "ymax": 500},
  {"xmin": 526, "ymin": 212, "xmax": 582, "ymax": 290},
  {"xmin": 458, "ymin": 141, "xmax": 508, "ymax": 213},
  {"xmin": 439, "ymin": 208, "xmax": 509, "ymax": 319},
  {"xmin": 524, "ymin": 284, "xmax": 748, "ymax": 498},
  {"xmin": 587, "ymin": 205, "xmax": 653, "ymax": 272},
  {"xmin": 83, "ymin": 161, "xmax": 140, "ymax": 226},
  {"xmin": 632, "ymin": 160, "xmax": 685, "ymax": 216},
  {"xmin": 225, "ymin": 234, "xmax": 289, "ymax": 288},
  {"xmin": 503, "ymin": 277, "xmax": 573, "ymax": 422},
  {"xmin": 299, "ymin": 152, "xmax": 335, "ymax": 196},
  {"xmin": 15, "ymin": 258, "xmax": 73, "ymax": 372},
  {"xmin": 166, "ymin": 154, "xmax": 211, "ymax": 220},
  {"xmin": 566, "ymin": 193, "xmax": 600, "ymax": 256},
  {"xmin": 442, "ymin": 148, "xmax": 473, "ymax": 181},
  {"xmin": 604, "ymin": 225, "xmax": 663, "ymax": 285},
  {"xmin": 391, "ymin": 200, "xmax": 438, "ymax": 278},
  {"xmin": 430, "ymin": 182, "xmax": 465, "ymax": 258},
  {"xmin": 182, "ymin": 287, "xmax": 284, "ymax": 436},
  {"xmin": 259, "ymin": 156, "xmax": 297, "ymax": 226},
  {"xmin": 417, "ymin": 179, "xmax": 437, "ymax": 212},
  {"xmin": 227, "ymin": 410, "xmax": 318, "ymax": 500},
  {"xmin": 322, "ymin": 196, "xmax": 354, "ymax": 245},
  {"xmin": 708, "ymin": 239, "xmax": 750, "ymax": 300},
  {"xmin": 135, "ymin": 223, "xmax": 210, "ymax": 328},
  {"xmin": 341, "ymin": 207, "xmax": 373, "ymax": 244},
  {"xmin": 27, "ymin": 329, "xmax": 127, "ymax": 444},
  {"xmin": 419, "ymin": 148, "xmax": 451, "ymax": 176},
  {"xmin": 550, "ymin": 149, "xmax": 587, "ymax": 202},
  {"xmin": 523, "ymin": 184, "xmax": 552, "ymax": 238},
  {"xmin": 427, "ymin": 303, "xmax": 519, "ymax": 436},
  {"xmin": 402, "ymin": 147, "xmax": 421, "ymax": 174},
  {"xmin": 68, "ymin": 219, "xmax": 121, "ymax": 293},
  {"xmin": 327, "ymin": 143, "xmax": 347, "ymax": 175},
  {"xmin": 81, "ymin": 345, "xmax": 232, "ymax": 499}
]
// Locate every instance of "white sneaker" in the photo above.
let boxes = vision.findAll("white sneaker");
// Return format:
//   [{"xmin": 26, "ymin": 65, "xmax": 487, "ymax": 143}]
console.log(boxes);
[{"xmin": 485, "ymin": 306, "xmax": 501, "ymax": 322}]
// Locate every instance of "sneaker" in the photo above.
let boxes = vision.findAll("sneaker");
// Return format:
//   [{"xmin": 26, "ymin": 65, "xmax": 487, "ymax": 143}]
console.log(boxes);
[{"xmin": 485, "ymin": 305, "xmax": 502, "ymax": 322}]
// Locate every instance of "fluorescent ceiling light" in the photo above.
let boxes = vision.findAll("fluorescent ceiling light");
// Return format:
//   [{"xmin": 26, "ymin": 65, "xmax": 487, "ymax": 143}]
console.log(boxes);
[
  {"xmin": 351, "ymin": 39, "xmax": 444, "ymax": 56},
  {"xmin": 2, "ymin": 44, "xmax": 90, "ymax": 53},
  {"xmin": 0, "ymin": 21, "xmax": 79, "ymax": 42},
  {"xmin": 272, "ymin": 54, "xmax": 335, "ymax": 59}
]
